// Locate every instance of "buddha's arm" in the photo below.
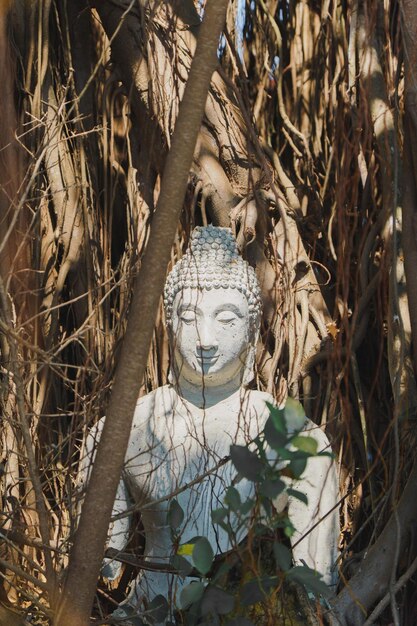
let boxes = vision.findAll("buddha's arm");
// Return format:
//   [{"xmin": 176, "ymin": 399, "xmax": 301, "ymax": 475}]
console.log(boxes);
[
  {"xmin": 102, "ymin": 477, "xmax": 132, "ymax": 580},
  {"xmin": 287, "ymin": 425, "xmax": 340, "ymax": 587},
  {"xmin": 77, "ymin": 417, "xmax": 132, "ymax": 581}
]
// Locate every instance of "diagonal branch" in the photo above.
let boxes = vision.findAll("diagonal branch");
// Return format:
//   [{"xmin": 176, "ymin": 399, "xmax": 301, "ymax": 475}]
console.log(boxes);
[{"xmin": 55, "ymin": 2, "xmax": 230, "ymax": 625}]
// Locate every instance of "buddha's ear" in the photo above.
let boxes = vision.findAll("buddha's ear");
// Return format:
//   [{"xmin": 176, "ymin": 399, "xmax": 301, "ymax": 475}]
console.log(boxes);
[
  {"xmin": 167, "ymin": 352, "xmax": 181, "ymax": 385},
  {"xmin": 242, "ymin": 343, "xmax": 256, "ymax": 386},
  {"xmin": 167, "ymin": 367, "xmax": 175, "ymax": 385},
  {"xmin": 242, "ymin": 323, "xmax": 260, "ymax": 386},
  {"xmin": 167, "ymin": 323, "xmax": 187, "ymax": 386},
  {"xmin": 166, "ymin": 325, "xmax": 177, "ymax": 384}
]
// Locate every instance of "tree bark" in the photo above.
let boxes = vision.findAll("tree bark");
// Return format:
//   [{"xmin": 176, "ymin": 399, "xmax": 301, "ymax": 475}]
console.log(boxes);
[
  {"xmin": 328, "ymin": 4, "xmax": 417, "ymax": 624},
  {"xmin": 329, "ymin": 458, "xmax": 417, "ymax": 625},
  {"xmin": 55, "ymin": 2, "xmax": 229, "ymax": 625},
  {"xmin": 401, "ymin": 0, "xmax": 417, "ymax": 379}
]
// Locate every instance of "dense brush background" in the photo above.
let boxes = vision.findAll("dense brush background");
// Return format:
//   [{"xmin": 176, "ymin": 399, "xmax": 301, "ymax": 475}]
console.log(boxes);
[{"xmin": 0, "ymin": 0, "xmax": 416, "ymax": 623}]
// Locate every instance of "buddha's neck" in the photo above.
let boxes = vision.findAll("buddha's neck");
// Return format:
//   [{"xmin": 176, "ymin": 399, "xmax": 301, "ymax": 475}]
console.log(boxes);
[{"xmin": 175, "ymin": 374, "xmax": 242, "ymax": 409}]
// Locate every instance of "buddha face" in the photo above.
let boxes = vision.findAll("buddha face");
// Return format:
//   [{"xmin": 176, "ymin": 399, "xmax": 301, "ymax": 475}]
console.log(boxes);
[{"xmin": 171, "ymin": 287, "xmax": 251, "ymax": 388}]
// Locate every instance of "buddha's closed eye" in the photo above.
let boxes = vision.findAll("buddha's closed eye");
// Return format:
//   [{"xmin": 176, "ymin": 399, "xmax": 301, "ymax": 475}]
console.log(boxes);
[
  {"xmin": 180, "ymin": 312, "xmax": 196, "ymax": 324},
  {"xmin": 216, "ymin": 312, "xmax": 238, "ymax": 324}
]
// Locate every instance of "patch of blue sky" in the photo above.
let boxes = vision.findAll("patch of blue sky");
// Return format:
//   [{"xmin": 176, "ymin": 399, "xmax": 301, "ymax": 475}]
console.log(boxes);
[
  {"xmin": 236, "ymin": 0, "xmax": 246, "ymax": 63},
  {"xmin": 217, "ymin": 0, "xmax": 246, "ymax": 61}
]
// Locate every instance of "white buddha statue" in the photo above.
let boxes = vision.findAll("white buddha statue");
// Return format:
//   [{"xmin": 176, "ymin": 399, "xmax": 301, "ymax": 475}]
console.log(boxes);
[{"xmin": 80, "ymin": 226, "xmax": 339, "ymax": 623}]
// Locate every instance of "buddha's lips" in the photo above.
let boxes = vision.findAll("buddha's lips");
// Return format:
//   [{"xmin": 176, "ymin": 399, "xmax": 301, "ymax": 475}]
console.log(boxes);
[{"xmin": 196, "ymin": 355, "xmax": 219, "ymax": 364}]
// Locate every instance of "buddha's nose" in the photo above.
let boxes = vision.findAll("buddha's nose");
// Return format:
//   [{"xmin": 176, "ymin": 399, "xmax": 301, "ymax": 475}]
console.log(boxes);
[{"xmin": 197, "ymin": 321, "xmax": 218, "ymax": 351}]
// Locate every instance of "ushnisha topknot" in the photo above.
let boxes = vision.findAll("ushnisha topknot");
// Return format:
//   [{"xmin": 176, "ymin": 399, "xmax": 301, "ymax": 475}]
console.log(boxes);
[{"xmin": 164, "ymin": 225, "xmax": 262, "ymax": 330}]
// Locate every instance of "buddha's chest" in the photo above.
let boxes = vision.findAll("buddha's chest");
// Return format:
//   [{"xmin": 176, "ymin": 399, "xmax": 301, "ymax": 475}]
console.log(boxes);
[
  {"xmin": 124, "ymin": 398, "xmax": 270, "ymax": 554},
  {"xmin": 125, "ymin": 407, "xmax": 260, "ymax": 504}
]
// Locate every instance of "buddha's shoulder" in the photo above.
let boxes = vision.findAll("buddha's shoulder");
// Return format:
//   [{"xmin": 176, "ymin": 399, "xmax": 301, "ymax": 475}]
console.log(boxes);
[
  {"xmin": 301, "ymin": 417, "xmax": 333, "ymax": 452},
  {"xmin": 243, "ymin": 389, "xmax": 275, "ymax": 418},
  {"xmin": 132, "ymin": 385, "xmax": 176, "ymax": 428}
]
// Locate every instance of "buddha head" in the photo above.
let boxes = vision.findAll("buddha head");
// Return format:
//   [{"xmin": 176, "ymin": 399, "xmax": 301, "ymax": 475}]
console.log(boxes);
[{"xmin": 164, "ymin": 226, "xmax": 262, "ymax": 390}]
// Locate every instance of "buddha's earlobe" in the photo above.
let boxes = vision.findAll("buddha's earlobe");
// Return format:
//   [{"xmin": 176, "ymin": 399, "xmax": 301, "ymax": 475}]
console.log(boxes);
[
  {"xmin": 167, "ymin": 329, "xmax": 179, "ymax": 385},
  {"xmin": 242, "ymin": 328, "xmax": 259, "ymax": 386},
  {"xmin": 242, "ymin": 343, "xmax": 256, "ymax": 386}
]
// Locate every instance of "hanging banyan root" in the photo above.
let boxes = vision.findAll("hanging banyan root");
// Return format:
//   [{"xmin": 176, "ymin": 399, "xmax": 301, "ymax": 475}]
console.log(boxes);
[{"xmin": 230, "ymin": 196, "xmax": 258, "ymax": 250}]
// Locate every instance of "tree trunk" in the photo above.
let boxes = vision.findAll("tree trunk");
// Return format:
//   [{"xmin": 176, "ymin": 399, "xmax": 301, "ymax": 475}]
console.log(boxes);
[{"xmin": 55, "ymin": 2, "xmax": 230, "ymax": 624}]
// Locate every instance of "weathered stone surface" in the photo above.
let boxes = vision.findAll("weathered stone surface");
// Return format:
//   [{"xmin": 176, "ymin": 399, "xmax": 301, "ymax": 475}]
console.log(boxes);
[{"xmin": 80, "ymin": 227, "xmax": 339, "ymax": 624}]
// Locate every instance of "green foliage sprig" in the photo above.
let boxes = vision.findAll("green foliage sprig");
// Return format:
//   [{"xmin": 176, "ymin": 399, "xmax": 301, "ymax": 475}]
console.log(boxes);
[{"xmin": 156, "ymin": 399, "xmax": 333, "ymax": 626}]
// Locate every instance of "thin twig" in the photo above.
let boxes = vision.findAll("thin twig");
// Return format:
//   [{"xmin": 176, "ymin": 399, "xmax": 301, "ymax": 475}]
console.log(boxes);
[{"xmin": 0, "ymin": 277, "xmax": 57, "ymax": 608}]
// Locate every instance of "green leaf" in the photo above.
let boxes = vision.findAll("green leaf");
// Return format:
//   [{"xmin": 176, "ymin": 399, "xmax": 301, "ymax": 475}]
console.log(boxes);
[
  {"xmin": 167, "ymin": 499, "xmax": 184, "ymax": 530},
  {"xmin": 240, "ymin": 576, "xmax": 278, "ymax": 606},
  {"xmin": 201, "ymin": 586, "xmax": 235, "ymax": 616},
  {"xmin": 212, "ymin": 507, "xmax": 228, "ymax": 523},
  {"xmin": 211, "ymin": 559, "xmax": 234, "ymax": 585},
  {"xmin": 275, "ymin": 448, "xmax": 295, "ymax": 461},
  {"xmin": 284, "ymin": 397, "xmax": 306, "ymax": 431},
  {"xmin": 230, "ymin": 444, "xmax": 263, "ymax": 481},
  {"xmin": 273, "ymin": 542, "xmax": 292, "ymax": 571},
  {"xmin": 318, "ymin": 450, "xmax": 335, "ymax": 459},
  {"xmin": 224, "ymin": 486, "xmax": 241, "ymax": 511},
  {"xmin": 261, "ymin": 497, "xmax": 272, "ymax": 517},
  {"xmin": 286, "ymin": 566, "xmax": 331, "ymax": 598},
  {"xmin": 292, "ymin": 435, "xmax": 318, "ymax": 455},
  {"xmin": 121, "ymin": 606, "xmax": 144, "ymax": 625},
  {"xmin": 275, "ymin": 448, "xmax": 309, "ymax": 462},
  {"xmin": 239, "ymin": 498, "xmax": 255, "ymax": 515},
  {"xmin": 178, "ymin": 543, "xmax": 195, "ymax": 556},
  {"xmin": 226, "ymin": 619, "xmax": 255, "ymax": 626},
  {"xmin": 179, "ymin": 581, "xmax": 205, "ymax": 609},
  {"xmin": 254, "ymin": 435, "xmax": 267, "ymax": 462},
  {"xmin": 171, "ymin": 554, "xmax": 193, "ymax": 576},
  {"xmin": 288, "ymin": 457, "xmax": 307, "ymax": 478},
  {"xmin": 287, "ymin": 488, "xmax": 308, "ymax": 505},
  {"xmin": 259, "ymin": 477, "xmax": 285, "ymax": 499},
  {"xmin": 148, "ymin": 595, "xmax": 168, "ymax": 622},
  {"xmin": 192, "ymin": 537, "xmax": 214, "ymax": 575},
  {"xmin": 264, "ymin": 416, "xmax": 288, "ymax": 450},
  {"xmin": 266, "ymin": 402, "xmax": 287, "ymax": 434},
  {"xmin": 283, "ymin": 517, "xmax": 296, "ymax": 538}
]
